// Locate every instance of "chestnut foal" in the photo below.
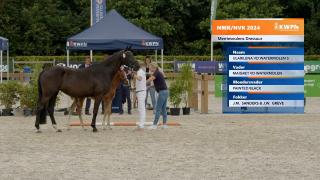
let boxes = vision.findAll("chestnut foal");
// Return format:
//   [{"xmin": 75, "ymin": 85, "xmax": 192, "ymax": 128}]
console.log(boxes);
[{"xmin": 68, "ymin": 70, "xmax": 126, "ymax": 130}]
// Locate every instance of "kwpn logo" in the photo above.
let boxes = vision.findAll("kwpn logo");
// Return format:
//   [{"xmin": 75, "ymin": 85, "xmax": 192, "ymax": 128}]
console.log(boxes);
[
  {"xmin": 141, "ymin": 40, "xmax": 159, "ymax": 47},
  {"xmin": 274, "ymin": 22, "xmax": 300, "ymax": 32},
  {"xmin": 96, "ymin": 0, "xmax": 103, "ymax": 4},
  {"xmin": 67, "ymin": 41, "xmax": 88, "ymax": 48}
]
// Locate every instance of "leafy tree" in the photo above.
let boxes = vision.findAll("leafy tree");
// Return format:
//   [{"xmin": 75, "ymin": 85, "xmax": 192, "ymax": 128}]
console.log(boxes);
[{"xmin": 0, "ymin": 0, "xmax": 318, "ymax": 55}]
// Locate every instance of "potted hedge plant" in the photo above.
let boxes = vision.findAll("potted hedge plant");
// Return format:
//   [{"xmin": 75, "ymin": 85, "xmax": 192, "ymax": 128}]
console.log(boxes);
[
  {"xmin": 19, "ymin": 83, "xmax": 38, "ymax": 116},
  {"xmin": 169, "ymin": 80, "xmax": 183, "ymax": 116},
  {"xmin": 179, "ymin": 64, "xmax": 193, "ymax": 115},
  {"xmin": 0, "ymin": 81, "xmax": 21, "ymax": 116},
  {"xmin": 19, "ymin": 64, "xmax": 44, "ymax": 116}
]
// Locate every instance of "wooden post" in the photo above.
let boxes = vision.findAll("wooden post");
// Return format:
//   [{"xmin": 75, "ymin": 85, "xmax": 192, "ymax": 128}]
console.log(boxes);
[
  {"xmin": 191, "ymin": 74, "xmax": 198, "ymax": 111},
  {"xmin": 19, "ymin": 72, "xmax": 23, "ymax": 82},
  {"xmin": 201, "ymin": 74, "xmax": 209, "ymax": 114}
]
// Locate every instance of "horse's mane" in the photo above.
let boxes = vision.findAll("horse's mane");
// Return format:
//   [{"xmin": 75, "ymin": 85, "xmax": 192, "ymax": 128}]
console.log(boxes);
[
  {"xmin": 44, "ymin": 50, "xmax": 127, "ymax": 74},
  {"xmin": 100, "ymin": 50, "xmax": 124, "ymax": 67}
]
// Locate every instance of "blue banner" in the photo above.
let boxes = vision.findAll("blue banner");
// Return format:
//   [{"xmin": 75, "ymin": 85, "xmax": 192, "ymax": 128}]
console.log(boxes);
[
  {"xmin": 174, "ymin": 61, "xmax": 225, "ymax": 74},
  {"xmin": 92, "ymin": 0, "xmax": 107, "ymax": 25}
]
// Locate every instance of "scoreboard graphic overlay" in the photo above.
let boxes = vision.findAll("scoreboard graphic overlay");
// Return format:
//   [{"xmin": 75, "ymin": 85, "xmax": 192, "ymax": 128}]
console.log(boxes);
[{"xmin": 211, "ymin": 18, "xmax": 304, "ymax": 113}]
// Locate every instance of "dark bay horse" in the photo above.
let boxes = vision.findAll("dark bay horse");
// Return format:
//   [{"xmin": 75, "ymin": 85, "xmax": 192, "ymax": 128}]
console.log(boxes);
[
  {"xmin": 68, "ymin": 69, "xmax": 126, "ymax": 130},
  {"xmin": 35, "ymin": 50, "xmax": 139, "ymax": 132}
]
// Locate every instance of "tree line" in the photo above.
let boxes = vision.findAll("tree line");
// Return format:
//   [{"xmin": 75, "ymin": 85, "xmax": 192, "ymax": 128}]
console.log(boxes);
[{"xmin": 0, "ymin": 0, "xmax": 319, "ymax": 56}]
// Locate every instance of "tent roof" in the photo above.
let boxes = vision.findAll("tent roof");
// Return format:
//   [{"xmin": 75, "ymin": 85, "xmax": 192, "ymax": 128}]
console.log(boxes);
[
  {"xmin": 67, "ymin": 9, "xmax": 163, "ymax": 50},
  {"xmin": 0, "ymin": 36, "xmax": 8, "ymax": 50}
]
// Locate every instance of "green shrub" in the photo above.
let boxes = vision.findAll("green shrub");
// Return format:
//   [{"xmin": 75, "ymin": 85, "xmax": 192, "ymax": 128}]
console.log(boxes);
[
  {"xmin": 0, "ymin": 81, "xmax": 22, "ymax": 109},
  {"xmin": 179, "ymin": 64, "xmax": 193, "ymax": 107},
  {"xmin": 169, "ymin": 80, "xmax": 183, "ymax": 108}
]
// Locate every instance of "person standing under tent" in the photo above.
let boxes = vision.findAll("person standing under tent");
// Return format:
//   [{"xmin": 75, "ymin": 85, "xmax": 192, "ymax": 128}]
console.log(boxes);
[
  {"xmin": 144, "ymin": 56, "xmax": 156, "ymax": 113},
  {"xmin": 79, "ymin": 56, "xmax": 92, "ymax": 115},
  {"xmin": 122, "ymin": 66, "xmax": 132, "ymax": 114},
  {"xmin": 133, "ymin": 62, "xmax": 147, "ymax": 129},
  {"xmin": 147, "ymin": 63, "xmax": 168, "ymax": 129}
]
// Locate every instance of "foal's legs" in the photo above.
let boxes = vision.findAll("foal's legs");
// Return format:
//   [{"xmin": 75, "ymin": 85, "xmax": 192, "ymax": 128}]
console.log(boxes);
[
  {"xmin": 106, "ymin": 101, "xmax": 112, "ymax": 129},
  {"xmin": 47, "ymin": 93, "xmax": 62, "ymax": 132},
  {"xmin": 76, "ymin": 98, "xmax": 86, "ymax": 130},
  {"xmin": 67, "ymin": 98, "xmax": 78, "ymax": 130},
  {"xmin": 91, "ymin": 97, "xmax": 102, "ymax": 132},
  {"xmin": 102, "ymin": 100, "xmax": 107, "ymax": 130},
  {"xmin": 102, "ymin": 100, "xmax": 112, "ymax": 130}
]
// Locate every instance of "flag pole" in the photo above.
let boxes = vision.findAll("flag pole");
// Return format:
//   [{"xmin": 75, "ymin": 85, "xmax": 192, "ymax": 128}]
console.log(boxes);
[
  {"xmin": 210, "ymin": 0, "xmax": 218, "ymax": 62},
  {"xmin": 90, "ymin": 0, "xmax": 93, "ymax": 62}
]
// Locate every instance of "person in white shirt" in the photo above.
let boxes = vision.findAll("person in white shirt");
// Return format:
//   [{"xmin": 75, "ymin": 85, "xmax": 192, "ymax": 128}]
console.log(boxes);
[{"xmin": 133, "ymin": 62, "xmax": 147, "ymax": 129}]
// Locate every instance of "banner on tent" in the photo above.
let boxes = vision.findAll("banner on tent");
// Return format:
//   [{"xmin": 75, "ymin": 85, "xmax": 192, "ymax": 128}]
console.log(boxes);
[{"xmin": 92, "ymin": 0, "xmax": 107, "ymax": 25}]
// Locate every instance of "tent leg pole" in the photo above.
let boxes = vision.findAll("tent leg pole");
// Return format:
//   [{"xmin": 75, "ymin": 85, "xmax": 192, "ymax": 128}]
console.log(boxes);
[
  {"xmin": 1, "ymin": 50, "xmax": 3, "ymax": 83},
  {"xmin": 90, "ymin": 50, "xmax": 93, "ymax": 62},
  {"xmin": 7, "ymin": 48, "xmax": 9, "ymax": 80},
  {"xmin": 67, "ymin": 50, "xmax": 70, "ymax": 67},
  {"xmin": 12, "ymin": 58, "xmax": 15, "ymax": 76},
  {"xmin": 161, "ymin": 49, "xmax": 164, "ymax": 69}
]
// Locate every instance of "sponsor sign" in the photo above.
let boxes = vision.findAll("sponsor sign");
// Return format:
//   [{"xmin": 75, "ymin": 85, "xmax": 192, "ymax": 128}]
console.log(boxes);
[
  {"xmin": 141, "ymin": 40, "xmax": 160, "ymax": 47},
  {"xmin": 174, "ymin": 61, "xmax": 224, "ymax": 73},
  {"xmin": 304, "ymin": 75, "xmax": 320, "ymax": 97},
  {"xmin": 56, "ymin": 61, "xmax": 82, "ymax": 69},
  {"xmin": 66, "ymin": 41, "xmax": 88, "ymax": 48},
  {"xmin": 0, "ymin": 65, "xmax": 8, "ymax": 72},
  {"xmin": 304, "ymin": 61, "xmax": 320, "ymax": 74}
]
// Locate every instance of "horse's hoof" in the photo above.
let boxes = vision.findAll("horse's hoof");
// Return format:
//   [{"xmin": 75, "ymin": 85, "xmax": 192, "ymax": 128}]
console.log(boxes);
[
  {"xmin": 93, "ymin": 128, "xmax": 98, "ymax": 132},
  {"xmin": 36, "ymin": 130, "xmax": 42, "ymax": 133},
  {"xmin": 56, "ymin": 129, "xmax": 62, "ymax": 132}
]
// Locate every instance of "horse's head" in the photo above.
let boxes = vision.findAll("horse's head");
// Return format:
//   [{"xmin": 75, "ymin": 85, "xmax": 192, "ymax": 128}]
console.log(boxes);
[
  {"xmin": 121, "ymin": 50, "xmax": 140, "ymax": 71},
  {"xmin": 117, "ymin": 69, "xmax": 126, "ymax": 80}
]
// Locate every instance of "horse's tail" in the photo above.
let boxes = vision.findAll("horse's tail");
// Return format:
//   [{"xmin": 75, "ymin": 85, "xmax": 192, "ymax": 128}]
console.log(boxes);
[{"xmin": 37, "ymin": 71, "xmax": 47, "ymax": 124}]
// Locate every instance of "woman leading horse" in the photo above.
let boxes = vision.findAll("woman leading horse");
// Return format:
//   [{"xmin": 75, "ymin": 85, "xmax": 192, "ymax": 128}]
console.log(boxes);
[{"xmin": 35, "ymin": 50, "xmax": 139, "ymax": 132}]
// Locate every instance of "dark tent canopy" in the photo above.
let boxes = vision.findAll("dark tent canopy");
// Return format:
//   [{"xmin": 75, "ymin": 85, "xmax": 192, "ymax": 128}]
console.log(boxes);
[{"xmin": 66, "ymin": 9, "xmax": 163, "ymax": 50}]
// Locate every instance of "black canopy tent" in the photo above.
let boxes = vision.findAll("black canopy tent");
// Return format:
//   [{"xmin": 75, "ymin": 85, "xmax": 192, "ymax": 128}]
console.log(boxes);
[
  {"xmin": 0, "ymin": 36, "xmax": 9, "ymax": 83},
  {"xmin": 66, "ymin": 9, "xmax": 164, "ymax": 67}
]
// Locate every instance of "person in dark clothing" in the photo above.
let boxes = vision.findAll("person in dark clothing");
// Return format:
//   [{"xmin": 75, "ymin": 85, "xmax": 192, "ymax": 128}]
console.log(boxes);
[
  {"xmin": 122, "ymin": 68, "xmax": 132, "ymax": 114},
  {"xmin": 113, "ymin": 83, "xmax": 124, "ymax": 114},
  {"xmin": 147, "ymin": 63, "xmax": 168, "ymax": 129},
  {"xmin": 78, "ymin": 56, "xmax": 92, "ymax": 115},
  {"xmin": 78, "ymin": 56, "xmax": 105, "ymax": 115}
]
